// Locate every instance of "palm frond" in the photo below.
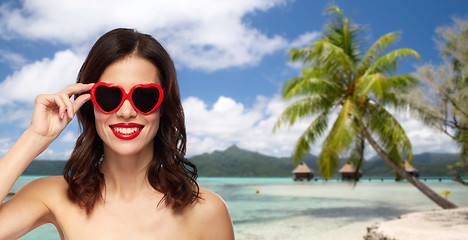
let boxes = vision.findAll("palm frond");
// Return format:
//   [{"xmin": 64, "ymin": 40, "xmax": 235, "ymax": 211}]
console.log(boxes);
[
  {"xmin": 281, "ymin": 68, "xmax": 343, "ymax": 100},
  {"xmin": 385, "ymin": 73, "xmax": 419, "ymax": 90},
  {"xmin": 273, "ymin": 96, "xmax": 332, "ymax": 131},
  {"xmin": 318, "ymin": 145, "xmax": 340, "ymax": 178},
  {"xmin": 313, "ymin": 41, "xmax": 357, "ymax": 81},
  {"xmin": 323, "ymin": 4, "xmax": 363, "ymax": 64},
  {"xmin": 355, "ymin": 72, "xmax": 387, "ymax": 99},
  {"xmin": 356, "ymin": 32, "xmax": 400, "ymax": 77},
  {"xmin": 281, "ymin": 76, "xmax": 310, "ymax": 99},
  {"xmin": 356, "ymin": 73, "xmax": 418, "ymax": 103},
  {"xmin": 365, "ymin": 103, "xmax": 412, "ymax": 161},
  {"xmin": 325, "ymin": 98, "xmax": 359, "ymax": 152},
  {"xmin": 316, "ymin": 99, "xmax": 360, "ymax": 178},
  {"xmin": 365, "ymin": 48, "xmax": 421, "ymax": 76},
  {"xmin": 289, "ymin": 47, "xmax": 314, "ymax": 63},
  {"xmin": 324, "ymin": 4, "xmax": 344, "ymax": 18},
  {"xmin": 291, "ymin": 112, "xmax": 330, "ymax": 164},
  {"xmin": 288, "ymin": 40, "xmax": 357, "ymax": 86},
  {"xmin": 373, "ymin": 74, "xmax": 418, "ymax": 109}
]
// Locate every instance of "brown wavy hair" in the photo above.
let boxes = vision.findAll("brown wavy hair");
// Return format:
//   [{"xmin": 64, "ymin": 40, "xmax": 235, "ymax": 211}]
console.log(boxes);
[{"xmin": 64, "ymin": 28, "xmax": 199, "ymax": 214}]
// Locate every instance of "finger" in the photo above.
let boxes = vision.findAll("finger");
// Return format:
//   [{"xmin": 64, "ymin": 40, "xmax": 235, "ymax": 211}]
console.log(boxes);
[
  {"xmin": 59, "ymin": 83, "xmax": 95, "ymax": 119},
  {"xmin": 52, "ymin": 95, "xmax": 67, "ymax": 119},
  {"xmin": 59, "ymin": 83, "xmax": 95, "ymax": 98},
  {"xmin": 59, "ymin": 93, "xmax": 74, "ymax": 119},
  {"xmin": 72, "ymin": 93, "xmax": 92, "ymax": 114}
]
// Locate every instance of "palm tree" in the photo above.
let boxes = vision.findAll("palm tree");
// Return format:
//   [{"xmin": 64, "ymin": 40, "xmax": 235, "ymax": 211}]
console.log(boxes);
[{"xmin": 274, "ymin": 5, "xmax": 457, "ymax": 209}]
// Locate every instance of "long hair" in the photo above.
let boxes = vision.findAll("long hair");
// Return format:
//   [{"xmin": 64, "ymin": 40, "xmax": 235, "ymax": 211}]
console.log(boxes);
[{"xmin": 64, "ymin": 28, "xmax": 199, "ymax": 214}]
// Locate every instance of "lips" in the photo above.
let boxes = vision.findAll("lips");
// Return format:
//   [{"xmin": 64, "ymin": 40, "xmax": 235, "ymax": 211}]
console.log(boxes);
[{"xmin": 109, "ymin": 123, "xmax": 144, "ymax": 140}]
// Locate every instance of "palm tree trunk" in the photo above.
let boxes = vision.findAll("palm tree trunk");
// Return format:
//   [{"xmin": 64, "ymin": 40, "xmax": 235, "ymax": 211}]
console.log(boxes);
[
  {"xmin": 361, "ymin": 125, "xmax": 458, "ymax": 209},
  {"xmin": 353, "ymin": 132, "xmax": 365, "ymax": 182}
]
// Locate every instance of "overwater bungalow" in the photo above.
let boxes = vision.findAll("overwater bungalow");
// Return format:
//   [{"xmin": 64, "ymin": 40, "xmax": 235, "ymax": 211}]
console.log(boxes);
[
  {"xmin": 339, "ymin": 162, "xmax": 362, "ymax": 180},
  {"xmin": 404, "ymin": 161, "xmax": 419, "ymax": 178},
  {"xmin": 292, "ymin": 162, "xmax": 314, "ymax": 181}
]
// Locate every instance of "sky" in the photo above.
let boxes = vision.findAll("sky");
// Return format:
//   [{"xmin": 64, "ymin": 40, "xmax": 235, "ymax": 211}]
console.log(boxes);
[{"xmin": 0, "ymin": 0, "xmax": 467, "ymax": 160}]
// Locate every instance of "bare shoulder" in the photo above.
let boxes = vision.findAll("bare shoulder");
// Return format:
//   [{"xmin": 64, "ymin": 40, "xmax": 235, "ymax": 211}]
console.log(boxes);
[
  {"xmin": 189, "ymin": 187, "xmax": 235, "ymax": 240},
  {"xmin": 27, "ymin": 175, "xmax": 66, "ymax": 186},
  {"xmin": 19, "ymin": 175, "xmax": 67, "ymax": 196},
  {"xmin": 198, "ymin": 187, "xmax": 228, "ymax": 210},
  {"xmin": 14, "ymin": 175, "xmax": 69, "ymax": 210},
  {"xmin": 0, "ymin": 176, "xmax": 68, "ymax": 239}
]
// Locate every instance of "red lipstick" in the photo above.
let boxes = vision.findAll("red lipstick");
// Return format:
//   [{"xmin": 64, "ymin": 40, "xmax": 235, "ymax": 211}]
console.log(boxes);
[{"xmin": 109, "ymin": 123, "xmax": 144, "ymax": 140}]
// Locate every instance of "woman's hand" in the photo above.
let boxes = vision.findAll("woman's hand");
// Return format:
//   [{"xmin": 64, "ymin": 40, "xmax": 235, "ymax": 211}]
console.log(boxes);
[{"xmin": 28, "ymin": 83, "xmax": 94, "ymax": 141}]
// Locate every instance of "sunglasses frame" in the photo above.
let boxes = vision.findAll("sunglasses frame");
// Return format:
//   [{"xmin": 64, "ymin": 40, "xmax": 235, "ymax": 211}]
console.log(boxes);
[{"xmin": 90, "ymin": 82, "xmax": 164, "ymax": 115}]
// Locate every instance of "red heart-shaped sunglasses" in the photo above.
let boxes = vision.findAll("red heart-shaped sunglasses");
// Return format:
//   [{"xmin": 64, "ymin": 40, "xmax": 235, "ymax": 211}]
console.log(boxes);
[{"xmin": 90, "ymin": 82, "xmax": 164, "ymax": 115}]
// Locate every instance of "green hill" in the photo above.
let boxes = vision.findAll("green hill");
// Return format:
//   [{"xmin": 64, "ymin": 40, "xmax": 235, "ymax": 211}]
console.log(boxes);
[
  {"xmin": 24, "ymin": 146, "xmax": 460, "ymax": 177},
  {"xmin": 190, "ymin": 145, "xmax": 295, "ymax": 177},
  {"xmin": 363, "ymin": 152, "xmax": 460, "ymax": 177}
]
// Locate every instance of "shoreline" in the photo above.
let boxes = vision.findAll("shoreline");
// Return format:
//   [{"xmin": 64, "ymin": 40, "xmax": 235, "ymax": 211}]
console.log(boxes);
[{"xmin": 364, "ymin": 207, "xmax": 468, "ymax": 240}]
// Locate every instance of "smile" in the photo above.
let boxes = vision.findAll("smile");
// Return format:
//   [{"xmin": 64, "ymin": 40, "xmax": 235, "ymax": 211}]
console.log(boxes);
[
  {"xmin": 109, "ymin": 123, "xmax": 144, "ymax": 140},
  {"xmin": 112, "ymin": 127, "xmax": 140, "ymax": 134}
]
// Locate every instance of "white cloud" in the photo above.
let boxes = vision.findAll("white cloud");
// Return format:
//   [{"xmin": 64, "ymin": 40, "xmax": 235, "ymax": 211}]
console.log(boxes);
[
  {"xmin": 0, "ymin": 105, "xmax": 32, "ymax": 128},
  {"xmin": 0, "ymin": 0, "xmax": 314, "ymax": 72},
  {"xmin": 0, "ymin": 49, "xmax": 27, "ymax": 69},
  {"xmin": 60, "ymin": 131, "xmax": 77, "ymax": 143},
  {"xmin": 184, "ymin": 95, "xmax": 319, "ymax": 157},
  {"xmin": 184, "ymin": 96, "xmax": 263, "ymax": 138},
  {"xmin": 394, "ymin": 112, "xmax": 458, "ymax": 154},
  {"xmin": 0, "ymin": 137, "xmax": 13, "ymax": 156},
  {"xmin": 0, "ymin": 50, "xmax": 83, "ymax": 105},
  {"xmin": 0, "ymin": 0, "xmax": 286, "ymax": 43}
]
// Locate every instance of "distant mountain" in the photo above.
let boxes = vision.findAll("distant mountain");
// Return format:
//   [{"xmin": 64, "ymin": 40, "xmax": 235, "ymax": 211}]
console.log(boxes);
[
  {"xmin": 363, "ymin": 152, "xmax": 460, "ymax": 177},
  {"xmin": 24, "ymin": 145, "xmax": 460, "ymax": 177},
  {"xmin": 190, "ymin": 145, "xmax": 312, "ymax": 177}
]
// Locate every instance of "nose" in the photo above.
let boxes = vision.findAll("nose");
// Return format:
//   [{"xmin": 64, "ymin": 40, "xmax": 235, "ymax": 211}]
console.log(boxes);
[{"xmin": 115, "ymin": 98, "xmax": 137, "ymax": 119}]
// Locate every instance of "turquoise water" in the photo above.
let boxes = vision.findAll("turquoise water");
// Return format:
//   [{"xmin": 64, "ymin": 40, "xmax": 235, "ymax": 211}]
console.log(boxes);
[{"xmin": 7, "ymin": 176, "xmax": 468, "ymax": 240}]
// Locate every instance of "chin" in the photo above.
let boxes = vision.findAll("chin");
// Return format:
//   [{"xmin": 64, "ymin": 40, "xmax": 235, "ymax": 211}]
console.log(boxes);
[{"xmin": 105, "ymin": 141, "xmax": 154, "ymax": 157}]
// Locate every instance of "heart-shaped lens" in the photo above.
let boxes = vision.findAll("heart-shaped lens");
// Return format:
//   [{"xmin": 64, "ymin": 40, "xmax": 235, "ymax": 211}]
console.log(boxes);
[
  {"xmin": 132, "ymin": 86, "xmax": 160, "ymax": 113},
  {"xmin": 95, "ymin": 85, "xmax": 123, "ymax": 112}
]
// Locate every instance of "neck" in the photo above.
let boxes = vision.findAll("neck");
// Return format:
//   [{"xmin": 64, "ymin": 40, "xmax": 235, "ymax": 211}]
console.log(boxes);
[{"xmin": 100, "ymin": 149, "xmax": 155, "ymax": 200}]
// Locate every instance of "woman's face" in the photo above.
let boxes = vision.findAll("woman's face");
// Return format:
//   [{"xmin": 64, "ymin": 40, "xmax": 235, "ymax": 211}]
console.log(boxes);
[{"xmin": 94, "ymin": 55, "xmax": 162, "ymax": 157}]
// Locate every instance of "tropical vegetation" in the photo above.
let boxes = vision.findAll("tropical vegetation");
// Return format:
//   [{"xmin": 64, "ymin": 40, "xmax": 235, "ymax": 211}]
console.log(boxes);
[
  {"xmin": 408, "ymin": 18, "xmax": 468, "ymax": 186},
  {"xmin": 274, "ymin": 4, "xmax": 457, "ymax": 208}
]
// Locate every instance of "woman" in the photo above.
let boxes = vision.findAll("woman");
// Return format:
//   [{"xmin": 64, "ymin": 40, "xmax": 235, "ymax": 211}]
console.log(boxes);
[{"xmin": 0, "ymin": 28, "xmax": 234, "ymax": 239}]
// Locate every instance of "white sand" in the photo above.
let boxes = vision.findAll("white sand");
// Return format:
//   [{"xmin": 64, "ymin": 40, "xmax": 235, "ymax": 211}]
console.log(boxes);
[{"xmin": 364, "ymin": 207, "xmax": 468, "ymax": 240}]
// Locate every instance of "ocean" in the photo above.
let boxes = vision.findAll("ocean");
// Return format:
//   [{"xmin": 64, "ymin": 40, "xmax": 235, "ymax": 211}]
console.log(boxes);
[{"xmin": 7, "ymin": 176, "xmax": 468, "ymax": 240}]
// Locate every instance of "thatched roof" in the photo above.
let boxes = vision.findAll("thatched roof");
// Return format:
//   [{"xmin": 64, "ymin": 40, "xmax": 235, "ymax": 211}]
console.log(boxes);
[
  {"xmin": 292, "ymin": 162, "xmax": 313, "ymax": 173},
  {"xmin": 404, "ymin": 161, "xmax": 418, "ymax": 172},
  {"xmin": 339, "ymin": 162, "xmax": 359, "ymax": 173}
]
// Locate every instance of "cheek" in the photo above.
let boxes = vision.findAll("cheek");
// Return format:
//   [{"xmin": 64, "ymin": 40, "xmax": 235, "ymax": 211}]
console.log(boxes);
[
  {"xmin": 93, "ymin": 108, "xmax": 109, "ymax": 137},
  {"xmin": 147, "ymin": 112, "xmax": 161, "ymax": 136}
]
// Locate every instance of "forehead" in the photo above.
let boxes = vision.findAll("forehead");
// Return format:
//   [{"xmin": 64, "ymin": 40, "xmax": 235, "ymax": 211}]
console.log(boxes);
[{"xmin": 99, "ymin": 55, "xmax": 161, "ymax": 88}]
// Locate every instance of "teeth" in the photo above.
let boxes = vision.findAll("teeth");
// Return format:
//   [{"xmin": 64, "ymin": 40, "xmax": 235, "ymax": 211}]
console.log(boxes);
[{"xmin": 113, "ymin": 127, "xmax": 140, "ymax": 134}]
